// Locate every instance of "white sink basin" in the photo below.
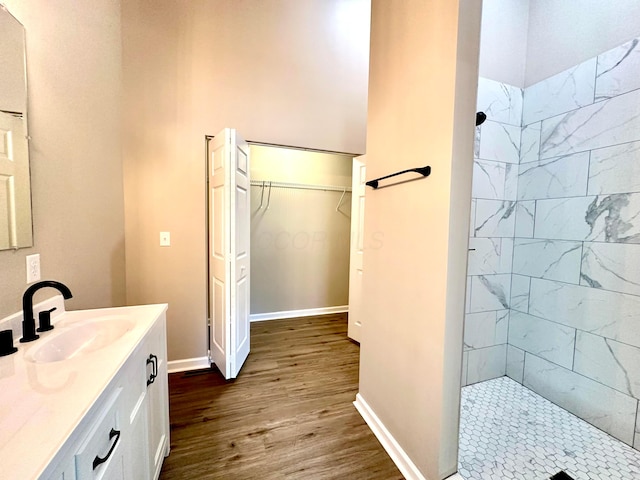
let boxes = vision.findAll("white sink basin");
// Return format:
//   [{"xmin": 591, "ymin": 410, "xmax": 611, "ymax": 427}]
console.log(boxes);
[{"xmin": 25, "ymin": 318, "xmax": 134, "ymax": 363}]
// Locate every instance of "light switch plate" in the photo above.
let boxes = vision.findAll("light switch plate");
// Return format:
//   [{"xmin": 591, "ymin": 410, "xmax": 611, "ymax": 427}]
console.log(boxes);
[
  {"xmin": 160, "ymin": 232, "xmax": 171, "ymax": 246},
  {"xmin": 26, "ymin": 254, "xmax": 41, "ymax": 283}
]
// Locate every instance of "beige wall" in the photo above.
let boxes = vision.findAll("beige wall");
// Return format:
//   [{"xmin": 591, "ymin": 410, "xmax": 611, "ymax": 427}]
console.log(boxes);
[
  {"xmin": 250, "ymin": 145, "xmax": 352, "ymax": 315},
  {"xmin": 0, "ymin": 0, "xmax": 126, "ymax": 319},
  {"xmin": 358, "ymin": 0, "xmax": 480, "ymax": 478},
  {"xmin": 122, "ymin": 0, "xmax": 370, "ymax": 362}
]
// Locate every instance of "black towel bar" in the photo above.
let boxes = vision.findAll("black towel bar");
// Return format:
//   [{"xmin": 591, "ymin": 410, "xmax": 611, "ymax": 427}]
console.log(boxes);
[{"xmin": 365, "ymin": 166, "xmax": 431, "ymax": 189}]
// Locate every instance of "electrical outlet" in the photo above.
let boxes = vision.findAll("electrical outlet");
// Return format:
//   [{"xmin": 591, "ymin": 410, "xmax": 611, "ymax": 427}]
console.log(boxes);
[
  {"xmin": 26, "ymin": 254, "xmax": 41, "ymax": 283},
  {"xmin": 160, "ymin": 231, "xmax": 171, "ymax": 246}
]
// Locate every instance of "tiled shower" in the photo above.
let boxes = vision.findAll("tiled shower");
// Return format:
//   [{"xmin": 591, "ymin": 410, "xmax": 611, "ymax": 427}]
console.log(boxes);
[{"xmin": 462, "ymin": 34, "xmax": 640, "ymax": 463}]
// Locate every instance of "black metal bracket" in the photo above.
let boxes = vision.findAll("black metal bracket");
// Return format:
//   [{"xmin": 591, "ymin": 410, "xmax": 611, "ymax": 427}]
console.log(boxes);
[{"xmin": 366, "ymin": 166, "xmax": 431, "ymax": 189}]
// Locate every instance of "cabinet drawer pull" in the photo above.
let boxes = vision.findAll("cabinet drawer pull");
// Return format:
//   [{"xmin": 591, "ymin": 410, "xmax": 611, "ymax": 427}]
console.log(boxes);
[
  {"xmin": 151, "ymin": 353, "xmax": 158, "ymax": 378},
  {"xmin": 146, "ymin": 354, "xmax": 158, "ymax": 386},
  {"xmin": 92, "ymin": 428, "xmax": 121, "ymax": 470}
]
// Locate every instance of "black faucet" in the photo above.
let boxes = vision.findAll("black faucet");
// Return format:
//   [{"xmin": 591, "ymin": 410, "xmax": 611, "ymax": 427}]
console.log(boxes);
[{"xmin": 21, "ymin": 280, "xmax": 73, "ymax": 343}]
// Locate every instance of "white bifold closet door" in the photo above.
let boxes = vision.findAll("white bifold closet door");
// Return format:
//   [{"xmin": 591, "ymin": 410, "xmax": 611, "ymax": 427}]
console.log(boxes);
[
  {"xmin": 348, "ymin": 156, "xmax": 366, "ymax": 342},
  {"xmin": 208, "ymin": 128, "xmax": 251, "ymax": 380}
]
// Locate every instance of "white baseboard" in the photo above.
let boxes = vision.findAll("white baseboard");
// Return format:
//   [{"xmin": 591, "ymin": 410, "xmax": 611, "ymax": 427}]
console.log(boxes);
[
  {"xmin": 354, "ymin": 393, "xmax": 429, "ymax": 480},
  {"xmin": 167, "ymin": 356, "xmax": 210, "ymax": 374},
  {"xmin": 249, "ymin": 305, "xmax": 348, "ymax": 322}
]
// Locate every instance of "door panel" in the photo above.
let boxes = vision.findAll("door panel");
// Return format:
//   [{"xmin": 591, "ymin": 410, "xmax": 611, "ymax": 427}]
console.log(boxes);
[
  {"xmin": 348, "ymin": 157, "xmax": 366, "ymax": 342},
  {"xmin": 209, "ymin": 131, "xmax": 231, "ymax": 379},
  {"xmin": 231, "ymin": 135, "xmax": 250, "ymax": 377}
]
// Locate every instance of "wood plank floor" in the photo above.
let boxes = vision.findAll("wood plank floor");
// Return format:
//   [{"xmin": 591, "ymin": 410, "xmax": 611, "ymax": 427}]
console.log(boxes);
[{"xmin": 159, "ymin": 314, "xmax": 404, "ymax": 480}]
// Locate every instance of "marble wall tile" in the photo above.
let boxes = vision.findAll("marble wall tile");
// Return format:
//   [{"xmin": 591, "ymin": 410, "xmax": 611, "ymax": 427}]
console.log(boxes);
[
  {"xmin": 467, "ymin": 344, "xmax": 507, "ymax": 385},
  {"xmin": 574, "ymin": 331, "xmax": 640, "ymax": 399},
  {"xmin": 514, "ymin": 201, "xmax": 535, "ymax": 237},
  {"xmin": 467, "ymin": 238, "xmax": 513, "ymax": 276},
  {"xmin": 464, "ymin": 310, "xmax": 508, "ymax": 351},
  {"xmin": 500, "ymin": 238, "xmax": 514, "ymax": 273},
  {"xmin": 468, "ymin": 238, "xmax": 498, "ymax": 276},
  {"xmin": 469, "ymin": 199, "xmax": 476, "ymax": 238},
  {"xmin": 506, "ymin": 345, "xmax": 525, "ymax": 383},
  {"xmin": 596, "ymin": 37, "xmax": 640, "ymax": 101},
  {"xmin": 581, "ymin": 242, "xmax": 640, "ymax": 295},
  {"xmin": 465, "ymin": 276, "xmax": 472, "ymax": 312},
  {"xmin": 474, "ymin": 199, "xmax": 516, "ymax": 238},
  {"xmin": 520, "ymin": 122, "xmax": 541, "ymax": 164},
  {"xmin": 534, "ymin": 197, "xmax": 594, "ymax": 241},
  {"xmin": 461, "ymin": 351, "xmax": 469, "ymax": 387},
  {"xmin": 508, "ymin": 311, "xmax": 576, "ymax": 369},
  {"xmin": 472, "ymin": 160, "xmax": 506, "ymax": 200},
  {"xmin": 588, "ymin": 141, "xmax": 640, "ymax": 195},
  {"xmin": 496, "ymin": 310, "xmax": 509, "ymax": 343},
  {"xmin": 476, "ymin": 77, "xmax": 523, "ymax": 127},
  {"xmin": 474, "ymin": 127, "xmax": 480, "ymax": 159},
  {"xmin": 504, "ymin": 164, "xmax": 518, "ymax": 201},
  {"xmin": 529, "ymin": 278, "xmax": 640, "ymax": 349},
  {"xmin": 517, "ymin": 152, "xmax": 590, "ymax": 200},
  {"xmin": 523, "ymin": 59, "xmax": 596, "ymax": 126},
  {"xmin": 469, "ymin": 274, "xmax": 511, "ymax": 313},
  {"xmin": 636, "ymin": 412, "xmax": 640, "ymax": 450},
  {"xmin": 523, "ymin": 353, "xmax": 638, "ymax": 445},
  {"xmin": 586, "ymin": 193, "xmax": 640, "ymax": 243},
  {"xmin": 478, "ymin": 121, "xmax": 521, "ymax": 164},
  {"xmin": 512, "ymin": 239, "xmax": 582, "ymax": 284},
  {"xmin": 540, "ymin": 88, "xmax": 640, "ymax": 160},
  {"xmin": 510, "ymin": 274, "xmax": 530, "ymax": 313},
  {"xmin": 536, "ymin": 194, "xmax": 640, "ymax": 243}
]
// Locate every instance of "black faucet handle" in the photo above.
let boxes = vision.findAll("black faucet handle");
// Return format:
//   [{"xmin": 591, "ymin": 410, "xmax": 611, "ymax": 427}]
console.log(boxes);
[
  {"xmin": 0, "ymin": 329, "xmax": 18, "ymax": 357},
  {"xmin": 37, "ymin": 307, "xmax": 57, "ymax": 333}
]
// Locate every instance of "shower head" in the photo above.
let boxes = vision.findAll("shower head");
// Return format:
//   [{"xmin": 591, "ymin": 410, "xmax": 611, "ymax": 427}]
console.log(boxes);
[{"xmin": 476, "ymin": 111, "xmax": 487, "ymax": 126}]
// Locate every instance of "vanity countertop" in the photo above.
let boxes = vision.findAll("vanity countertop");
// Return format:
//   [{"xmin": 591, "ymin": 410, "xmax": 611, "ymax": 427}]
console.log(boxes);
[{"xmin": 0, "ymin": 303, "xmax": 168, "ymax": 480}]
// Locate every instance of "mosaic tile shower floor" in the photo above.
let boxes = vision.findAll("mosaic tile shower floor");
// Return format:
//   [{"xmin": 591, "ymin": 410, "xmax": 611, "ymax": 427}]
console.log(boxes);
[{"xmin": 458, "ymin": 377, "xmax": 640, "ymax": 480}]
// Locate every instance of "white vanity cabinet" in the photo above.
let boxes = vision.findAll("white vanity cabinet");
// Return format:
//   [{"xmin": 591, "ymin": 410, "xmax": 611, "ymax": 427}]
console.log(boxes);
[{"xmin": 42, "ymin": 310, "xmax": 170, "ymax": 480}]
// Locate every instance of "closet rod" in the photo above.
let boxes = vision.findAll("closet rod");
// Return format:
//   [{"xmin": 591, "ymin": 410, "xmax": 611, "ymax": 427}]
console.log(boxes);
[{"xmin": 250, "ymin": 180, "xmax": 351, "ymax": 193}]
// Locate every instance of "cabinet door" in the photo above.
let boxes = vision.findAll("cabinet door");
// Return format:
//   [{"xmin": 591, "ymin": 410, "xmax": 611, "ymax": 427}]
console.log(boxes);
[
  {"xmin": 146, "ymin": 314, "xmax": 170, "ymax": 480},
  {"xmin": 120, "ymin": 344, "xmax": 150, "ymax": 480},
  {"xmin": 127, "ymin": 392, "xmax": 149, "ymax": 480}
]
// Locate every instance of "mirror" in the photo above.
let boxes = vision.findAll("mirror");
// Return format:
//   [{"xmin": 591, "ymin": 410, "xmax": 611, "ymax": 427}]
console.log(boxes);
[{"xmin": 0, "ymin": 5, "xmax": 32, "ymax": 250}]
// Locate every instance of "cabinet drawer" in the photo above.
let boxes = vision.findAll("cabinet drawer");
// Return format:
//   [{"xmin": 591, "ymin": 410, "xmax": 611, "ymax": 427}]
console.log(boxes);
[{"xmin": 74, "ymin": 388, "xmax": 124, "ymax": 479}]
